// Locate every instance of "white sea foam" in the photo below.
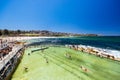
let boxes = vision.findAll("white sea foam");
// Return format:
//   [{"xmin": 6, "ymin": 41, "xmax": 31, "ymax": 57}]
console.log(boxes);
[
  {"xmin": 106, "ymin": 50, "xmax": 120, "ymax": 58},
  {"xmin": 71, "ymin": 44, "xmax": 120, "ymax": 58}
]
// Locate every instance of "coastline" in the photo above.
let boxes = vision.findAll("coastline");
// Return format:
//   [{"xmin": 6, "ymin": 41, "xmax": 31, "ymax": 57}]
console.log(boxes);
[
  {"xmin": 0, "ymin": 36, "xmax": 69, "ymax": 42},
  {"xmin": 66, "ymin": 45, "xmax": 120, "ymax": 61},
  {"xmin": 1, "ymin": 36, "xmax": 120, "ymax": 61},
  {"xmin": 1, "ymin": 36, "xmax": 120, "ymax": 80},
  {"xmin": 0, "ymin": 36, "xmax": 120, "ymax": 61}
]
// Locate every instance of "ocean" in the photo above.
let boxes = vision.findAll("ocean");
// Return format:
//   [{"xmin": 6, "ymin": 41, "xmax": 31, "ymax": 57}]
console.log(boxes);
[{"xmin": 29, "ymin": 36, "xmax": 120, "ymax": 51}]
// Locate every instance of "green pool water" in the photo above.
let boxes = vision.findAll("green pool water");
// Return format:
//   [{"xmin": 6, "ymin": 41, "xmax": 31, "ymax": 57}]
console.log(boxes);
[{"xmin": 11, "ymin": 46, "xmax": 120, "ymax": 80}]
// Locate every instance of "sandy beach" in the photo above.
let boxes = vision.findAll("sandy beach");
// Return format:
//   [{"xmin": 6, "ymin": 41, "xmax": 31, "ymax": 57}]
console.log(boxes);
[{"xmin": 0, "ymin": 36, "xmax": 61, "ymax": 42}]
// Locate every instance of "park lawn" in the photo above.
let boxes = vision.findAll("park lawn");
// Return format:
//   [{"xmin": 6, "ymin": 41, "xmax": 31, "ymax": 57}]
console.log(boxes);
[{"xmin": 11, "ymin": 46, "xmax": 120, "ymax": 80}]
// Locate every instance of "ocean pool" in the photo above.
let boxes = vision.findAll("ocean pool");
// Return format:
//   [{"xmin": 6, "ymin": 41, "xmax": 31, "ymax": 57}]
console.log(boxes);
[{"xmin": 11, "ymin": 46, "xmax": 120, "ymax": 80}]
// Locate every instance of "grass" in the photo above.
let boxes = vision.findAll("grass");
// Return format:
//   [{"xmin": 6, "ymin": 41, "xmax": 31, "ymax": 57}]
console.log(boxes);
[{"xmin": 11, "ymin": 46, "xmax": 120, "ymax": 80}]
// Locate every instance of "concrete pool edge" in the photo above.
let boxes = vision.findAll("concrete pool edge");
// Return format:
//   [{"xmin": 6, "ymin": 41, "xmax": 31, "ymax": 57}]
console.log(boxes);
[{"xmin": 6, "ymin": 52, "xmax": 24, "ymax": 80}]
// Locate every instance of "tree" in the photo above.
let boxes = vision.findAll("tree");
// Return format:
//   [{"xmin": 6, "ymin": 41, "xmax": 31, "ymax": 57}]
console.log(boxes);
[
  {"xmin": 17, "ymin": 29, "xmax": 21, "ymax": 34},
  {"xmin": 3, "ymin": 29, "xmax": 9, "ymax": 35},
  {"xmin": 0, "ymin": 30, "xmax": 2, "ymax": 36}
]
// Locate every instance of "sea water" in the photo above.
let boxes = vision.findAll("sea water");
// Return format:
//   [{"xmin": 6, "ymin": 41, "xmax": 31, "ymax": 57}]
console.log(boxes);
[
  {"xmin": 28, "ymin": 36, "xmax": 120, "ymax": 50},
  {"xmin": 27, "ymin": 36, "xmax": 120, "ymax": 57}
]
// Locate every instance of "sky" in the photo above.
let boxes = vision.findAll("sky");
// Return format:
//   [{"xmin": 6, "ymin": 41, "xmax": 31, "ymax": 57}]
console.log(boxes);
[{"xmin": 0, "ymin": 0, "xmax": 120, "ymax": 35}]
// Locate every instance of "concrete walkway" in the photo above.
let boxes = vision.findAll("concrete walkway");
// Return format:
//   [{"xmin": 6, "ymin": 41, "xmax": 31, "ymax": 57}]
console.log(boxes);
[{"xmin": 0, "ymin": 45, "xmax": 23, "ymax": 71}]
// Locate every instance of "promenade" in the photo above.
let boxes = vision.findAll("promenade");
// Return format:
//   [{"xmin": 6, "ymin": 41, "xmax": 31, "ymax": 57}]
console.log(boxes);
[{"xmin": 0, "ymin": 45, "xmax": 23, "ymax": 71}]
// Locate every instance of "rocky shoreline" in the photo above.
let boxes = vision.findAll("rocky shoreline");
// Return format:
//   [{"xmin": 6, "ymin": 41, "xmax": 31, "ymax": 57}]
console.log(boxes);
[{"xmin": 65, "ymin": 45, "xmax": 120, "ymax": 61}]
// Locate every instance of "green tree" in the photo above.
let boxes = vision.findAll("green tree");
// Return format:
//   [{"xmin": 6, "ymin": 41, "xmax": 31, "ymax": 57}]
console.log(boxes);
[
  {"xmin": 0, "ymin": 30, "xmax": 2, "ymax": 36},
  {"xmin": 3, "ymin": 29, "xmax": 9, "ymax": 35},
  {"xmin": 17, "ymin": 29, "xmax": 21, "ymax": 34}
]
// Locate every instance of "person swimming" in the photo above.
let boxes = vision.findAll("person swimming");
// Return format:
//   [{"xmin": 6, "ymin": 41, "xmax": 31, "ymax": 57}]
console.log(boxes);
[
  {"xmin": 28, "ymin": 53, "xmax": 30, "ymax": 55},
  {"xmin": 80, "ymin": 65, "xmax": 88, "ymax": 72},
  {"xmin": 24, "ymin": 67, "xmax": 28, "ymax": 72},
  {"xmin": 45, "ymin": 58, "xmax": 49, "ymax": 63}
]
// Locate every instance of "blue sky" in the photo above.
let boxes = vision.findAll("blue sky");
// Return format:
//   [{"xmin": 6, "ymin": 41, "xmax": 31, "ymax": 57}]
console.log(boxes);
[{"xmin": 0, "ymin": 0, "xmax": 120, "ymax": 35}]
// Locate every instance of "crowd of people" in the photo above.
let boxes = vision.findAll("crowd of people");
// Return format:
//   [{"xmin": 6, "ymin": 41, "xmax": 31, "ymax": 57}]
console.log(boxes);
[{"xmin": 0, "ymin": 39, "xmax": 13, "ymax": 60}]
